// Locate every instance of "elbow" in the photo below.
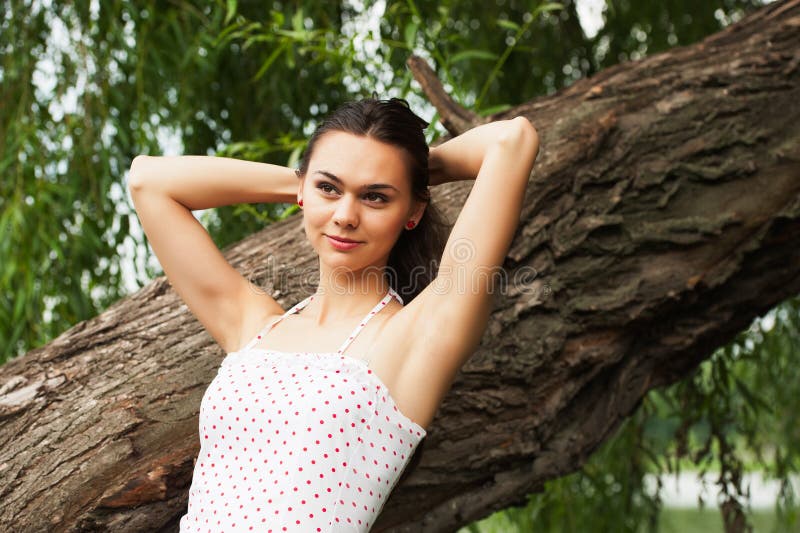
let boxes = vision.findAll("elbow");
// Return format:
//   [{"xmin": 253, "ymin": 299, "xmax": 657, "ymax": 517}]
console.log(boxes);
[
  {"xmin": 127, "ymin": 155, "xmax": 151, "ymax": 192},
  {"xmin": 510, "ymin": 116, "xmax": 540, "ymax": 151},
  {"xmin": 498, "ymin": 116, "xmax": 540, "ymax": 159},
  {"xmin": 513, "ymin": 116, "xmax": 539, "ymax": 143}
]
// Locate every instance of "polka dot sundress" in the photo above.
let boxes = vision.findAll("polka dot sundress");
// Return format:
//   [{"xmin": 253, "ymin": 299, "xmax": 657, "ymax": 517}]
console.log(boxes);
[{"xmin": 179, "ymin": 286, "xmax": 427, "ymax": 532}]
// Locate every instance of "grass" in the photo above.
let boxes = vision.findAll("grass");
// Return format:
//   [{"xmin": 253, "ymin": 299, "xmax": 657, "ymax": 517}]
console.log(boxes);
[
  {"xmin": 458, "ymin": 507, "xmax": 787, "ymax": 532},
  {"xmin": 659, "ymin": 507, "xmax": 780, "ymax": 533}
]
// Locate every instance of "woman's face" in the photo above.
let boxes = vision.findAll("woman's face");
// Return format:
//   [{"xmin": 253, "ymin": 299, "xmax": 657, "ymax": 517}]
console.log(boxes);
[{"xmin": 298, "ymin": 130, "xmax": 424, "ymax": 276}]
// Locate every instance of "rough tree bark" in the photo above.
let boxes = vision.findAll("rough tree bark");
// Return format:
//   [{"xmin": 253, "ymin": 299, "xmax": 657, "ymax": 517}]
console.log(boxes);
[{"xmin": 1, "ymin": 1, "xmax": 799, "ymax": 531}]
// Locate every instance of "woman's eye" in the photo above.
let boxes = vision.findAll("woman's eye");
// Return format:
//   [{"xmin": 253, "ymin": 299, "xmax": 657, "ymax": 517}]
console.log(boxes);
[
  {"xmin": 365, "ymin": 193, "xmax": 387, "ymax": 203},
  {"xmin": 317, "ymin": 183, "xmax": 387, "ymax": 204}
]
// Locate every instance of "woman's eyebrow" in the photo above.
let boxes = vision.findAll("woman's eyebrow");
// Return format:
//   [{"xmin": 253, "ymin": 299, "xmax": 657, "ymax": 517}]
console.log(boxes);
[{"xmin": 314, "ymin": 170, "xmax": 399, "ymax": 192}]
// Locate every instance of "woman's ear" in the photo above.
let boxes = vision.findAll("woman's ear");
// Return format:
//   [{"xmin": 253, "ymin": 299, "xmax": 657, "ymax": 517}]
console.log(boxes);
[{"xmin": 409, "ymin": 199, "xmax": 427, "ymax": 225}]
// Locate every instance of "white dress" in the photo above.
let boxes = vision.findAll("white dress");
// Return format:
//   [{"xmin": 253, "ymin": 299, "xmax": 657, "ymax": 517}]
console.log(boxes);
[{"xmin": 179, "ymin": 286, "xmax": 427, "ymax": 532}]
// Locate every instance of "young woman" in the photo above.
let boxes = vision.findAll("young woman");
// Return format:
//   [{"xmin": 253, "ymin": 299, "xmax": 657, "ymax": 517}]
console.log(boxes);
[{"xmin": 128, "ymin": 97, "xmax": 539, "ymax": 532}]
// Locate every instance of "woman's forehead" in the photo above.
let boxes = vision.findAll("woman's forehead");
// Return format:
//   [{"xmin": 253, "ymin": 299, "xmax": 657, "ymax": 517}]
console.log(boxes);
[{"xmin": 310, "ymin": 131, "xmax": 411, "ymax": 185}]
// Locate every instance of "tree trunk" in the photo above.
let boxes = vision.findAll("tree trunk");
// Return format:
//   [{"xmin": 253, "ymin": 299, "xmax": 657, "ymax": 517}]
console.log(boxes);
[{"xmin": 2, "ymin": 1, "xmax": 799, "ymax": 531}]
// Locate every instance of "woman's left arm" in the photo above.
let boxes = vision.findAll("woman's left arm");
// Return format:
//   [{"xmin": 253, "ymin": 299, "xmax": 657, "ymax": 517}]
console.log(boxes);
[
  {"xmin": 428, "ymin": 116, "xmax": 539, "ymax": 186},
  {"xmin": 407, "ymin": 117, "xmax": 539, "ymax": 382}
]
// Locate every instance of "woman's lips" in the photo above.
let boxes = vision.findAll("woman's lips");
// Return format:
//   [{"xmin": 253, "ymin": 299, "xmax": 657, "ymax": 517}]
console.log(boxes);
[{"xmin": 325, "ymin": 234, "xmax": 363, "ymax": 250}]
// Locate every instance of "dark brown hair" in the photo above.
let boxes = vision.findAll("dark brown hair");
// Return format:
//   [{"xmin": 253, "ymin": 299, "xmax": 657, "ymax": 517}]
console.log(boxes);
[{"xmin": 298, "ymin": 96, "xmax": 450, "ymax": 304}]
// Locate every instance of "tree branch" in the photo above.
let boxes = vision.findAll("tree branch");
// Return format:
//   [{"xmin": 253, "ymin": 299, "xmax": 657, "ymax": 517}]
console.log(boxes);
[{"xmin": 406, "ymin": 54, "xmax": 485, "ymax": 135}]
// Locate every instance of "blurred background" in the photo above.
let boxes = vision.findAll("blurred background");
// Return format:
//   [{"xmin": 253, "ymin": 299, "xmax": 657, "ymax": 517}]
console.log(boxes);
[{"xmin": 1, "ymin": 0, "xmax": 797, "ymax": 530}]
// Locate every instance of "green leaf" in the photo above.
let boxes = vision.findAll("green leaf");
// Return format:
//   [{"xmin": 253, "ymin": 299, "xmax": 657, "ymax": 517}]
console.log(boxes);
[
  {"xmin": 12, "ymin": 285, "xmax": 27, "ymax": 323},
  {"xmin": 274, "ymin": 29, "xmax": 309, "ymax": 41},
  {"xmin": 404, "ymin": 21, "xmax": 418, "ymax": 50},
  {"xmin": 533, "ymin": 2, "xmax": 565, "ymax": 16},
  {"xmin": 1, "ymin": 260, "xmax": 16, "ymax": 287},
  {"xmin": 496, "ymin": 19, "xmax": 521, "ymax": 32},
  {"xmin": 380, "ymin": 38, "xmax": 410, "ymax": 50},
  {"xmin": 224, "ymin": 0, "xmax": 237, "ymax": 25},
  {"xmin": 449, "ymin": 49, "xmax": 498, "ymax": 63},
  {"xmin": 477, "ymin": 103, "xmax": 512, "ymax": 116},
  {"xmin": 270, "ymin": 10, "xmax": 284, "ymax": 27},
  {"xmin": 253, "ymin": 43, "xmax": 287, "ymax": 81},
  {"xmin": 292, "ymin": 8, "xmax": 304, "ymax": 32}
]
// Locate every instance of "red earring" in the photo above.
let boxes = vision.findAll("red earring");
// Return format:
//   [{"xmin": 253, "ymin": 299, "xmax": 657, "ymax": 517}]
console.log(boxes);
[
  {"xmin": 406, "ymin": 220, "xmax": 415, "ymax": 229},
  {"xmin": 298, "ymin": 199, "xmax": 303, "ymax": 207}
]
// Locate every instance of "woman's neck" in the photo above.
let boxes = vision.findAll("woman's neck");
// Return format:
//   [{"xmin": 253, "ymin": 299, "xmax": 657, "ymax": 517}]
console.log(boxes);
[{"xmin": 306, "ymin": 265, "xmax": 392, "ymax": 326}]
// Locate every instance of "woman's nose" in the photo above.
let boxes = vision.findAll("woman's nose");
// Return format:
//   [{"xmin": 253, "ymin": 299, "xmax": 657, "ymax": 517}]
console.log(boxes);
[{"xmin": 332, "ymin": 195, "xmax": 359, "ymax": 228}]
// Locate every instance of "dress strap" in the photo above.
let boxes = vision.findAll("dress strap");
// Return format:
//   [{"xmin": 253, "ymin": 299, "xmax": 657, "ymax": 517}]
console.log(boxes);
[
  {"xmin": 240, "ymin": 292, "xmax": 318, "ymax": 352},
  {"xmin": 240, "ymin": 286, "xmax": 403, "ymax": 355},
  {"xmin": 337, "ymin": 285, "xmax": 403, "ymax": 359}
]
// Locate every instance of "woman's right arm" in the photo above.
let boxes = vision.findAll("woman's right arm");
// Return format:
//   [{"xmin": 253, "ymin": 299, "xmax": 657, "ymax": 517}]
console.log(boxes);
[
  {"xmin": 127, "ymin": 156, "xmax": 296, "ymax": 353},
  {"xmin": 129, "ymin": 155, "xmax": 298, "ymax": 207}
]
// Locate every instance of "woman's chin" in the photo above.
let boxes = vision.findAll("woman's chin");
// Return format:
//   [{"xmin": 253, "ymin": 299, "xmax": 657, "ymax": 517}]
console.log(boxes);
[
  {"xmin": 319, "ymin": 249, "xmax": 359, "ymax": 265},
  {"xmin": 320, "ymin": 251, "xmax": 386, "ymax": 273}
]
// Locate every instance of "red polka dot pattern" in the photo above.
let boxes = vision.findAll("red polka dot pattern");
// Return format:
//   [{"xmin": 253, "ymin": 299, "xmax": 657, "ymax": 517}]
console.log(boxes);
[{"xmin": 179, "ymin": 287, "xmax": 426, "ymax": 532}]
